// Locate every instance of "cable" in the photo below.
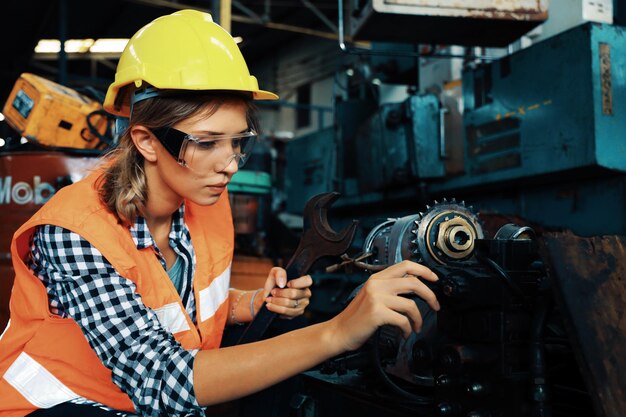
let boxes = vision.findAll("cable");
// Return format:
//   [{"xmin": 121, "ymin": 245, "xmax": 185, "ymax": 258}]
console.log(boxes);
[
  {"xmin": 477, "ymin": 254, "xmax": 524, "ymax": 298},
  {"xmin": 85, "ymin": 109, "xmax": 116, "ymax": 148}
]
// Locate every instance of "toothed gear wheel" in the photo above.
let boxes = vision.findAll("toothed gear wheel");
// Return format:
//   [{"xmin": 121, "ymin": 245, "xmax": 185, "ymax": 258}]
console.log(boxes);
[
  {"xmin": 411, "ymin": 198, "xmax": 483, "ymax": 268},
  {"xmin": 362, "ymin": 198, "xmax": 484, "ymax": 269}
]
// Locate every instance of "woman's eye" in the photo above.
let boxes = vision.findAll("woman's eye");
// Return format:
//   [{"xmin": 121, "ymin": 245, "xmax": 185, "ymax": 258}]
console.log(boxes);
[
  {"xmin": 197, "ymin": 141, "xmax": 217, "ymax": 150},
  {"xmin": 232, "ymin": 139, "xmax": 242, "ymax": 149}
]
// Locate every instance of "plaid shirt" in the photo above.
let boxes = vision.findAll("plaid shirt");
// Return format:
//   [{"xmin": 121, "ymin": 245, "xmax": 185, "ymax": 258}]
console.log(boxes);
[{"xmin": 28, "ymin": 204, "xmax": 206, "ymax": 417}]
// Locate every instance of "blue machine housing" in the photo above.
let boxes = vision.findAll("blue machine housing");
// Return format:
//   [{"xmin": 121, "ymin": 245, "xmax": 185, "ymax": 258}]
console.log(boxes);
[
  {"xmin": 355, "ymin": 93, "xmax": 445, "ymax": 193},
  {"xmin": 285, "ymin": 22, "xmax": 626, "ymax": 237},
  {"xmin": 285, "ymin": 127, "xmax": 337, "ymax": 214},
  {"xmin": 436, "ymin": 22, "xmax": 626, "ymax": 190}
]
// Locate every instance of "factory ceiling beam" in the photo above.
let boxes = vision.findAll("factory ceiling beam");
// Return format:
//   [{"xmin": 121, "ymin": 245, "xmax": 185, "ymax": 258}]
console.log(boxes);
[
  {"xmin": 301, "ymin": 0, "xmax": 337, "ymax": 32},
  {"xmin": 232, "ymin": 1, "xmax": 264, "ymax": 23},
  {"xmin": 122, "ymin": 0, "xmax": 351, "ymax": 42}
]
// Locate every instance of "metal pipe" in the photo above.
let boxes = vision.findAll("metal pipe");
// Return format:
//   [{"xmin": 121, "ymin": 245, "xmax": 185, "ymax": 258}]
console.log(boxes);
[
  {"xmin": 211, "ymin": 0, "xmax": 221, "ymax": 24},
  {"xmin": 338, "ymin": 0, "xmax": 346, "ymax": 51},
  {"xmin": 264, "ymin": 0, "xmax": 271, "ymax": 21},
  {"xmin": 221, "ymin": 0, "xmax": 232, "ymax": 33}
]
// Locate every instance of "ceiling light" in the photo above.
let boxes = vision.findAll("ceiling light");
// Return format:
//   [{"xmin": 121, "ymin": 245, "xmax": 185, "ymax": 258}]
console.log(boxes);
[
  {"xmin": 233, "ymin": 36, "xmax": 243, "ymax": 44},
  {"xmin": 65, "ymin": 39, "xmax": 94, "ymax": 53},
  {"xmin": 34, "ymin": 39, "xmax": 61, "ymax": 53},
  {"xmin": 0, "ymin": 112, "xmax": 5, "ymax": 122},
  {"xmin": 90, "ymin": 38, "xmax": 129, "ymax": 53},
  {"xmin": 0, "ymin": 139, "xmax": 5, "ymax": 147},
  {"xmin": 35, "ymin": 38, "xmax": 129, "ymax": 54}
]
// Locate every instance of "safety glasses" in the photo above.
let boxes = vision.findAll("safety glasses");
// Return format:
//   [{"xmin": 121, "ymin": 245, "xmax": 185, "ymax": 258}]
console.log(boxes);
[{"xmin": 150, "ymin": 126, "xmax": 257, "ymax": 172}]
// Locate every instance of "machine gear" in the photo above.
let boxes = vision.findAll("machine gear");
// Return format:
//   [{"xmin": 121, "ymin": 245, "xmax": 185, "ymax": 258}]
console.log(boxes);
[{"xmin": 363, "ymin": 198, "xmax": 484, "ymax": 271}]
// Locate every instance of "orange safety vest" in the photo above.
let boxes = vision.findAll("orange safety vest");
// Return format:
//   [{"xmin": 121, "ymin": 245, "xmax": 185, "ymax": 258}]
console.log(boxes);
[{"xmin": 0, "ymin": 170, "xmax": 234, "ymax": 416}]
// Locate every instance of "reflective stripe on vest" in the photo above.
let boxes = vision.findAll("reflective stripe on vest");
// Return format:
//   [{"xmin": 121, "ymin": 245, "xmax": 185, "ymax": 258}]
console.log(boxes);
[
  {"xmin": 199, "ymin": 265, "xmax": 231, "ymax": 322},
  {"xmin": 153, "ymin": 303, "xmax": 192, "ymax": 334},
  {"xmin": 3, "ymin": 352, "xmax": 80, "ymax": 408},
  {"xmin": 154, "ymin": 263, "xmax": 231, "ymax": 332}
]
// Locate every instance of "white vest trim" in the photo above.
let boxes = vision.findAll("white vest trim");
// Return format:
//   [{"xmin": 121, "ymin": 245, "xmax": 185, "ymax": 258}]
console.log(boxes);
[
  {"xmin": 199, "ymin": 264, "xmax": 231, "ymax": 322},
  {"xmin": 3, "ymin": 351, "xmax": 80, "ymax": 408},
  {"xmin": 153, "ymin": 302, "xmax": 192, "ymax": 334}
]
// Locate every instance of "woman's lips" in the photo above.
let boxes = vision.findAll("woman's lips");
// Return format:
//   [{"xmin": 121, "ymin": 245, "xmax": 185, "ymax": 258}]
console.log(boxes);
[{"xmin": 207, "ymin": 183, "xmax": 228, "ymax": 192}]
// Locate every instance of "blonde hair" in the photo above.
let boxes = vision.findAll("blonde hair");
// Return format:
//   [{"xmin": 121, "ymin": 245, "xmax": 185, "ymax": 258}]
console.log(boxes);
[{"xmin": 97, "ymin": 91, "xmax": 257, "ymax": 226}]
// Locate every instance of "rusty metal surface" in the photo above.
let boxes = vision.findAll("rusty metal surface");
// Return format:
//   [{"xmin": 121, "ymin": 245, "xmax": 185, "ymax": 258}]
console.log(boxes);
[
  {"xmin": 381, "ymin": 0, "xmax": 548, "ymax": 20},
  {"xmin": 539, "ymin": 232, "xmax": 626, "ymax": 417},
  {"xmin": 350, "ymin": 0, "xmax": 548, "ymax": 47}
]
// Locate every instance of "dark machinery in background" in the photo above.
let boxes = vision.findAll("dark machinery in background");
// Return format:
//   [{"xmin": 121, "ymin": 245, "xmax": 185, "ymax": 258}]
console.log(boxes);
[
  {"xmin": 282, "ymin": 2, "xmax": 626, "ymax": 417},
  {"xmin": 286, "ymin": 20, "xmax": 626, "ymax": 237}
]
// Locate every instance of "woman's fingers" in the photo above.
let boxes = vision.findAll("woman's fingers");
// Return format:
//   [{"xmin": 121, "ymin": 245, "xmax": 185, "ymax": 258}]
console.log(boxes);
[
  {"xmin": 385, "ymin": 310, "xmax": 414, "ymax": 339},
  {"xmin": 372, "ymin": 260, "xmax": 438, "ymax": 282},
  {"xmin": 266, "ymin": 296, "xmax": 310, "ymax": 318},
  {"xmin": 367, "ymin": 275, "xmax": 440, "ymax": 312},
  {"xmin": 270, "ymin": 287, "xmax": 312, "ymax": 301},
  {"xmin": 262, "ymin": 272, "xmax": 313, "ymax": 319},
  {"xmin": 380, "ymin": 293, "xmax": 424, "ymax": 333},
  {"xmin": 263, "ymin": 267, "xmax": 287, "ymax": 297},
  {"xmin": 287, "ymin": 275, "xmax": 313, "ymax": 289}
]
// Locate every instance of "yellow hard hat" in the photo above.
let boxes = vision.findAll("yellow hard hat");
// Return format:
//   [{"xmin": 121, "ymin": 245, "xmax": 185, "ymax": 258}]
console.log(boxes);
[{"xmin": 103, "ymin": 9, "xmax": 278, "ymax": 117}]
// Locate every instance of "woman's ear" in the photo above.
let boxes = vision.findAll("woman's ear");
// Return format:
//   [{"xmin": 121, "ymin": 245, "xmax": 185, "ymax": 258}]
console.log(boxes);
[{"xmin": 130, "ymin": 125, "xmax": 158, "ymax": 162}]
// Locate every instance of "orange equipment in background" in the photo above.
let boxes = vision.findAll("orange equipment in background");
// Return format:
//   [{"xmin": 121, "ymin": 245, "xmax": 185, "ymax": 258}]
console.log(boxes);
[{"xmin": 2, "ymin": 73, "xmax": 110, "ymax": 149}]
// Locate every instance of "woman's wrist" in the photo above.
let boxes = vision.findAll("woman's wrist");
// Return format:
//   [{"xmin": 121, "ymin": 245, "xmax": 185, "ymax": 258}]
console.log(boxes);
[
  {"xmin": 229, "ymin": 289, "xmax": 247, "ymax": 325},
  {"xmin": 249, "ymin": 288, "xmax": 263, "ymax": 319},
  {"xmin": 229, "ymin": 288, "xmax": 266, "ymax": 325}
]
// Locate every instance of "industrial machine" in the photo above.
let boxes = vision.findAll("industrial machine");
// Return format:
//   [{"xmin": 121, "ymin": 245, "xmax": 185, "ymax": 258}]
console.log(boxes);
[
  {"xmin": 282, "ymin": 6, "xmax": 626, "ymax": 417},
  {"xmin": 293, "ymin": 201, "xmax": 602, "ymax": 417},
  {"xmin": 287, "ymin": 21, "xmax": 626, "ymax": 237},
  {"xmin": 3, "ymin": 73, "xmax": 112, "ymax": 150}
]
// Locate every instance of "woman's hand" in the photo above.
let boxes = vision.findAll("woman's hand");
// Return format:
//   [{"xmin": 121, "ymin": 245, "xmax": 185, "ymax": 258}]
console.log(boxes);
[
  {"xmin": 261, "ymin": 267, "xmax": 312, "ymax": 319},
  {"xmin": 329, "ymin": 260, "xmax": 440, "ymax": 351}
]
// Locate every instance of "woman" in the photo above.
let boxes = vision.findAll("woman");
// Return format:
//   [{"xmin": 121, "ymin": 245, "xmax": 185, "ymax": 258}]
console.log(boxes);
[{"xmin": 0, "ymin": 9, "xmax": 440, "ymax": 417}]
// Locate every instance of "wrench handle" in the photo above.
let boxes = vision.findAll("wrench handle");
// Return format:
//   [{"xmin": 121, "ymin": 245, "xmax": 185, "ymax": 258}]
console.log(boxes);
[{"xmin": 236, "ymin": 303, "xmax": 274, "ymax": 344}]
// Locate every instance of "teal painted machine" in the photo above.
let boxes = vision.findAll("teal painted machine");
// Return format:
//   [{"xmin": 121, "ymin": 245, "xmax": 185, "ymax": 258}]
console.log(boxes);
[
  {"xmin": 434, "ymin": 22, "xmax": 626, "ymax": 190},
  {"xmin": 285, "ymin": 22, "xmax": 626, "ymax": 236},
  {"xmin": 428, "ymin": 22, "xmax": 626, "ymax": 236}
]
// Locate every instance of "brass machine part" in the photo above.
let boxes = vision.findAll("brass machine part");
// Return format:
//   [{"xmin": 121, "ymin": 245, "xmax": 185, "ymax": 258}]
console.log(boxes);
[{"xmin": 426, "ymin": 212, "xmax": 478, "ymax": 262}]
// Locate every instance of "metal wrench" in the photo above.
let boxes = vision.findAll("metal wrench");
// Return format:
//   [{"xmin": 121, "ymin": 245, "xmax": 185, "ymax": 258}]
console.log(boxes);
[{"xmin": 236, "ymin": 191, "xmax": 358, "ymax": 345}]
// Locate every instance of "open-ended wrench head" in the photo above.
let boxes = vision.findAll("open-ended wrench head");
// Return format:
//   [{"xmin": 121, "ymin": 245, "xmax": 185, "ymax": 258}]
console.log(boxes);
[
  {"xmin": 287, "ymin": 192, "xmax": 358, "ymax": 275},
  {"xmin": 304, "ymin": 192, "xmax": 356, "ymax": 243}
]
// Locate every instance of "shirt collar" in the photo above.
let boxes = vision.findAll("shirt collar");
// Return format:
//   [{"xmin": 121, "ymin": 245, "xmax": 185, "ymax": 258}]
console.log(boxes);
[{"xmin": 130, "ymin": 203, "xmax": 187, "ymax": 249}]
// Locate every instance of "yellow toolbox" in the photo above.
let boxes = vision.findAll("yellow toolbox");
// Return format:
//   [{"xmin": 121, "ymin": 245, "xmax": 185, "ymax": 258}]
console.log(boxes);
[{"xmin": 2, "ymin": 73, "xmax": 109, "ymax": 149}]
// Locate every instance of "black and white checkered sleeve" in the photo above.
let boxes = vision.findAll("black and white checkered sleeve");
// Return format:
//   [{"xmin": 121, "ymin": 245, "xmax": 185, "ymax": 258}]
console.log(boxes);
[{"xmin": 31, "ymin": 224, "xmax": 206, "ymax": 417}]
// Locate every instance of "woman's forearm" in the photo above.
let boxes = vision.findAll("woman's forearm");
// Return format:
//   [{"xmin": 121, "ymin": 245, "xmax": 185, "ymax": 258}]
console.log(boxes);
[
  {"xmin": 193, "ymin": 319, "xmax": 342, "ymax": 405},
  {"xmin": 197, "ymin": 260, "xmax": 441, "ymax": 406}
]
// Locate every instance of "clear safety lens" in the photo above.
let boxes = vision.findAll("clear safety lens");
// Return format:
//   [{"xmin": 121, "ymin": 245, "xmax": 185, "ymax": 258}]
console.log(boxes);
[{"xmin": 178, "ymin": 130, "xmax": 257, "ymax": 172}]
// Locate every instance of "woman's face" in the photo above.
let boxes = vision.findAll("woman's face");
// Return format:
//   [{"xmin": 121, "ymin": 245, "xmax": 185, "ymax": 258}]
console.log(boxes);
[{"xmin": 153, "ymin": 100, "xmax": 249, "ymax": 206}]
